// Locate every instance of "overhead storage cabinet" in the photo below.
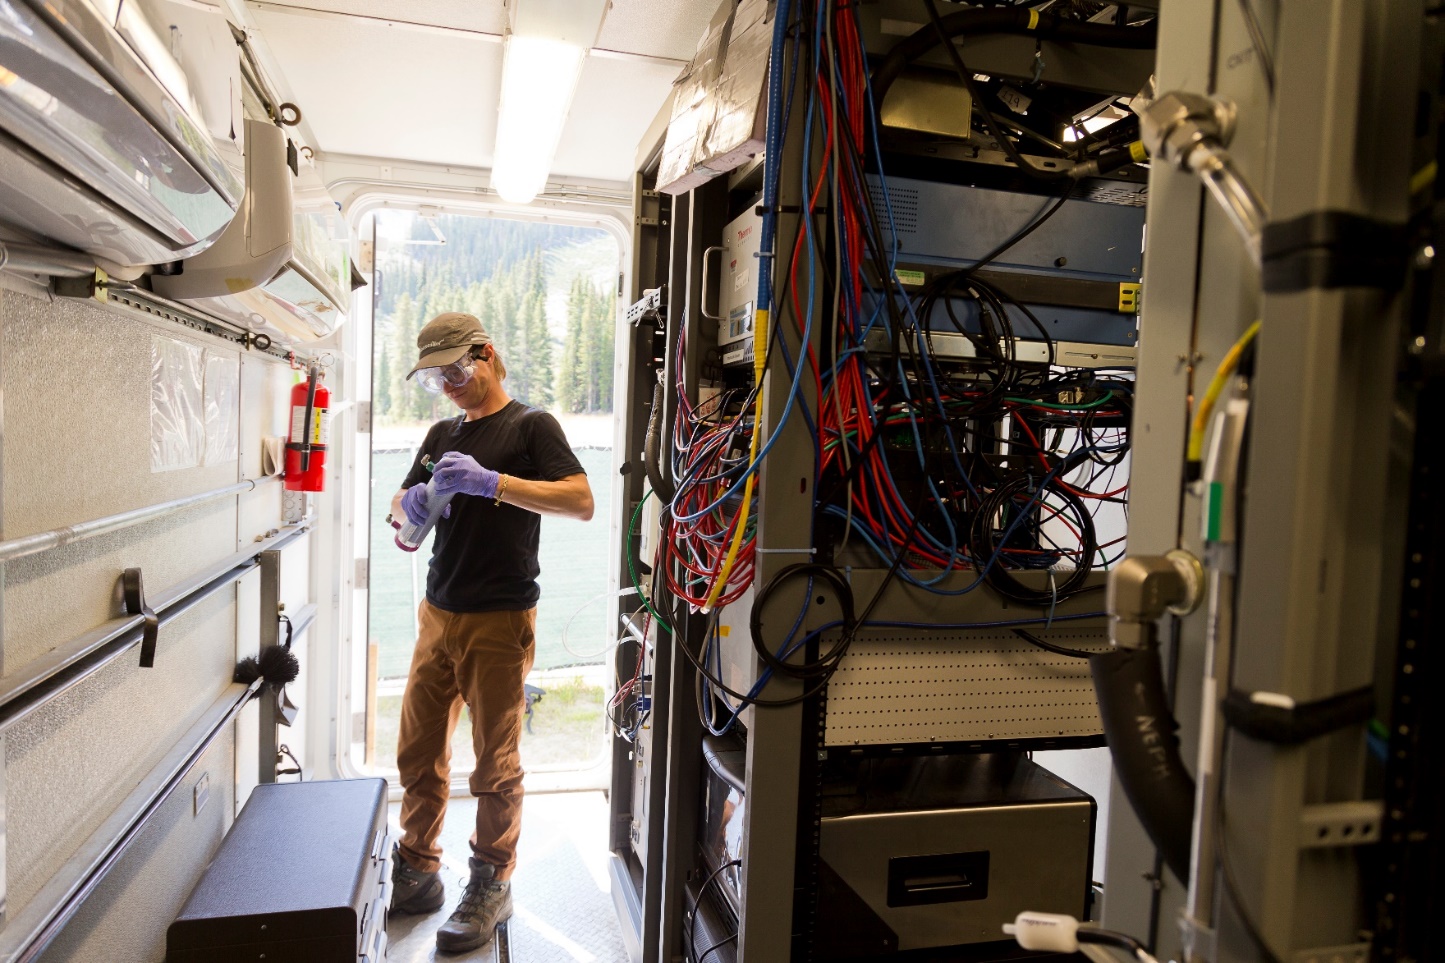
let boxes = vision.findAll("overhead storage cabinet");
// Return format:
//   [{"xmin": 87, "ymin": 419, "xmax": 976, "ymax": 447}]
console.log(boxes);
[{"xmin": 0, "ymin": 0, "xmax": 241, "ymax": 265}]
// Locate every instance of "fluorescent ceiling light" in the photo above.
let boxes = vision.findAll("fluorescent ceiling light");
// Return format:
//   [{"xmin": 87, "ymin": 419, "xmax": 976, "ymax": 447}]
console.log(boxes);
[
  {"xmin": 489, "ymin": 0, "xmax": 609, "ymax": 204},
  {"xmin": 491, "ymin": 35, "xmax": 588, "ymax": 203}
]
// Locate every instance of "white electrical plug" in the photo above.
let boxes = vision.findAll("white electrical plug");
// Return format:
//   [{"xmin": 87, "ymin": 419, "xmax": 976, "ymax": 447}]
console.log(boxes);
[{"xmin": 1002, "ymin": 911, "xmax": 1081, "ymax": 953}]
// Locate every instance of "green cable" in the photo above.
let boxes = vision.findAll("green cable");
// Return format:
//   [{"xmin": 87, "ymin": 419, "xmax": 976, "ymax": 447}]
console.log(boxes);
[
  {"xmin": 627, "ymin": 488, "xmax": 672, "ymax": 633},
  {"xmin": 1002, "ymin": 390, "xmax": 1115, "ymax": 411}
]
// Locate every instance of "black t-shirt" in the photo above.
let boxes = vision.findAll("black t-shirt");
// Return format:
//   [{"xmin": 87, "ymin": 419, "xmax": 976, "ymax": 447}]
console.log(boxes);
[{"xmin": 402, "ymin": 401, "xmax": 585, "ymax": 612}]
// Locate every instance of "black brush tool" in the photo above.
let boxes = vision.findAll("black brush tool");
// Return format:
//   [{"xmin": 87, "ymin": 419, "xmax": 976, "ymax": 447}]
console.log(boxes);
[{"xmin": 234, "ymin": 645, "xmax": 300, "ymax": 692}]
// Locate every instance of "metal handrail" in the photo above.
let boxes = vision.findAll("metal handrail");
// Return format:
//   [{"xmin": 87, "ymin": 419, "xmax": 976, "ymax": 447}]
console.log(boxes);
[
  {"xmin": 0, "ymin": 477, "xmax": 278, "ymax": 564},
  {"xmin": 0, "ymin": 242, "xmax": 97, "ymax": 279},
  {"xmin": 0, "ymin": 520, "xmax": 310, "ymax": 729},
  {"xmin": 0, "ymin": 680, "xmax": 262, "ymax": 963},
  {"xmin": 0, "ymin": 516, "xmax": 316, "ymax": 961}
]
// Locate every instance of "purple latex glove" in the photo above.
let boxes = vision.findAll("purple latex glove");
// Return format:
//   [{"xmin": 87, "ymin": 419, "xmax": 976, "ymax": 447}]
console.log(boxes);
[
  {"xmin": 431, "ymin": 452, "xmax": 501, "ymax": 498},
  {"xmin": 400, "ymin": 484, "xmax": 450, "ymax": 525}
]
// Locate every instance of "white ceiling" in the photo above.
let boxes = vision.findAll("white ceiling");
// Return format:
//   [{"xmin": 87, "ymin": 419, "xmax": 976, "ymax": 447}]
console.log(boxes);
[
  {"xmin": 595, "ymin": 0, "xmax": 719, "ymax": 60},
  {"xmin": 252, "ymin": 0, "xmax": 508, "ymax": 33},
  {"xmin": 246, "ymin": 0, "xmax": 720, "ymax": 183},
  {"xmin": 251, "ymin": 6, "xmax": 504, "ymax": 167},
  {"xmin": 553, "ymin": 55, "xmax": 685, "ymax": 179}
]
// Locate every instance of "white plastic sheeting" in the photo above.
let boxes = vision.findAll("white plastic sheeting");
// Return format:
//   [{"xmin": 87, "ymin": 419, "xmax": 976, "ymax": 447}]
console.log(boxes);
[
  {"xmin": 151, "ymin": 336, "xmax": 240, "ymax": 471},
  {"xmin": 203, "ymin": 351, "xmax": 240, "ymax": 465},
  {"xmin": 151, "ymin": 336, "xmax": 205, "ymax": 471}
]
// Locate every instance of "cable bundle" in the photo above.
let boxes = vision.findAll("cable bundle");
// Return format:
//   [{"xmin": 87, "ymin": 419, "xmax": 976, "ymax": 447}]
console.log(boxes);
[
  {"xmin": 609, "ymin": 606, "xmax": 652, "ymax": 742},
  {"xmin": 663, "ymin": 330, "xmax": 759, "ymax": 612},
  {"xmin": 648, "ymin": 0, "xmax": 1149, "ymax": 722}
]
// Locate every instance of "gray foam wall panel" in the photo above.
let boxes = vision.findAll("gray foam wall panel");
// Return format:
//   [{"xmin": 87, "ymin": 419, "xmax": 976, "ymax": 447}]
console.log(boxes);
[
  {"xmin": 1, "ymin": 289, "xmax": 250, "ymax": 677},
  {"xmin": 33, "ymin": 736, "xmax": 236, "ymax": 963},
  {"xmin": 3, "ymin": 499, "xmax": 237, "ymax": 673},
  {"xmin": 0, "ymin": 285, "xmax": 308, "ymax": 957},
  {"xmin": 6, "ymin": 589, "xmax": 237, "ymax": 916},
  {"xmin": 1, "ymin": 290, "xmax": 240, "ymax": 536}
]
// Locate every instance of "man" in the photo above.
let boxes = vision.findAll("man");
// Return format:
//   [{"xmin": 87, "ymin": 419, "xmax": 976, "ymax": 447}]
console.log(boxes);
[{"xmin": 388, "ymin": 312, "xmax": 594, "ymax": 954}]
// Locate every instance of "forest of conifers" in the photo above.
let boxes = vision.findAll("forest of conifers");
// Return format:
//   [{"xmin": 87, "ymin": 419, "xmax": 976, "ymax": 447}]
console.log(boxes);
[{"xmin": 371, "ymin": 214, "xmax": 617, "ymax": 424}]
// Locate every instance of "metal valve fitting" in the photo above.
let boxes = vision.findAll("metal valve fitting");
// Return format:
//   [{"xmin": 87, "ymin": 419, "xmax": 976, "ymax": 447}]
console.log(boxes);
[
  {"xmin": 1106, "ymin": 549, "xmax": 1206, "ymax": 649},
  {"xmin": 1138, "ymin": 91, "xmax": 1238, "ymax": 170}
]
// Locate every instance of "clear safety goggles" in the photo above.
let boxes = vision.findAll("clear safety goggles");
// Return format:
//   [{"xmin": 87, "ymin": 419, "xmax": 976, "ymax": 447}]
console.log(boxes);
[{"xmin": 416, "ymin": 356, "xmax": 476, "ymax": 394}]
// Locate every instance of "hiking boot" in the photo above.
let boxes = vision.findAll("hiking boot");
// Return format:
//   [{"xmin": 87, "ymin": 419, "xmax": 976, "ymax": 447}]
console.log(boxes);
[
  {"xmin": 390, "ymin": 844, "xmax": 445, "ymax": 915},
  {"xmin": 436, "ymin": 858, "xmax": 513, "ymax": 954}
]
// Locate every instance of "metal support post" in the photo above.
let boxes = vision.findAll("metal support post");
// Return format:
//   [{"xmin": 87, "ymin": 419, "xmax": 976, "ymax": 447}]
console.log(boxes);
[
  {"xmin": 735, "ymin": 40, "xmax": 823, "ymax": 963},
  {"xmin": 257, "ymin": 549, "xmax": 281, "ymax": 785},
  {"xmin": 1218, "ymin": 2, "xmax": 1419, "ymax": 960}
]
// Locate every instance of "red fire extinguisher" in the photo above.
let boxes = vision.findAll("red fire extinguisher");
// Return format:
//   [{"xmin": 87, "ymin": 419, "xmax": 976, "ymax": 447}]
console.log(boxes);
[{"xmin": 284, "ymin": 362, "xmax": 328, "ymax": 491}]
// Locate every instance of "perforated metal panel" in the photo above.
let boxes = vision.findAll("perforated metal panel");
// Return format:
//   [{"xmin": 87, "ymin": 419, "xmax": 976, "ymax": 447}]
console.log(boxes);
[
  {"xmin": 869, "ymin": 183, "xmax": 919, "ymax": 234},
  {"xmin": 823, "ymin": 627, "xmax": 1109, "ymax": 746}
]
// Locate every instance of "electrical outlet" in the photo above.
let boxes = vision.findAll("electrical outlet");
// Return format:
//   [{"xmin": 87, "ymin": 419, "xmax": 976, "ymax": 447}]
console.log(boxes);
[{"xmin": 194, "ymin": 772, "xmax": 210, "ymax": 816}]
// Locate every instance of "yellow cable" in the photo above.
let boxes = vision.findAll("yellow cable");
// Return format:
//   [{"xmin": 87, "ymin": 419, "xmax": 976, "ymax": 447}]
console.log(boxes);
[
  {"xmin": 1187, "ymin": 320, "xmax": 1260, "ymax": 464},
  {"xmin": 702, "ymin": 309, "xmax": 769, "ymax": 613}
]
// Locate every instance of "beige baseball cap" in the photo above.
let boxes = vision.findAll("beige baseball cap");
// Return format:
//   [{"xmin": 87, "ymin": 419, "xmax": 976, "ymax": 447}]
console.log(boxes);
[{"xmin": 405, "ymin": 312, "xmax": 506, "ymax": 379}]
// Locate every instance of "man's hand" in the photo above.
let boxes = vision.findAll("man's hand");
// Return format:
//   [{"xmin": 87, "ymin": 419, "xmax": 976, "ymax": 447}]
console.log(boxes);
[
  {"xmin": 431, "ymin": 452, "xmax": 501, "ymax": 498},
  {"xmin": 400, "ymin": 485, "xmax": 435, "ymax": 526}
]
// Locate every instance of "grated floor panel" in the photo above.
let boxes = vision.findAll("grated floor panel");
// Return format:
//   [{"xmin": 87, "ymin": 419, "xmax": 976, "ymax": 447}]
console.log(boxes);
[{"xmin": 387, "ymin": 791, "xmax": 629, "ymax": 963}]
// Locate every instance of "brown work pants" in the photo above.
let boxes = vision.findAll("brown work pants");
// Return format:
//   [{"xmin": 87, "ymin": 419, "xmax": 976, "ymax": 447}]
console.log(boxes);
[{"xmin": 397, "ymin": 600, "xmax": 536, "ymax": 880}]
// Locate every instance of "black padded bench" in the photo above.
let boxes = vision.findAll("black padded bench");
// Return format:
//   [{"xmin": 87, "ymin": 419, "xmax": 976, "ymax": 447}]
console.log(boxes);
[{"xmin": 167, "ymin": 778, "xmax": 391, "ymax": 962}]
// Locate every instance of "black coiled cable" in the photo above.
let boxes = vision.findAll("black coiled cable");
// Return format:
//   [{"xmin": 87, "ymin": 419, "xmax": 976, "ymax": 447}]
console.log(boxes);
[
  {"xmin": 749, "ymin": 563, "xmax": 857, "ymax": 680},
  {"xmin": 968, "ymin": 472, "xmax": 1096, "ymax": 604}
]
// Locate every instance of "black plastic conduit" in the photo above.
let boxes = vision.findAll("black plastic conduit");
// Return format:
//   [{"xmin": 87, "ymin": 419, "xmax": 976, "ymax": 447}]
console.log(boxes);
[
  {"xmin": 644, "ymin": 378, "xmax": 676, "ymax": 506},
  {"xmin": 1090, "ymin": 644, "xmax": 1196, "ymax": 882}
]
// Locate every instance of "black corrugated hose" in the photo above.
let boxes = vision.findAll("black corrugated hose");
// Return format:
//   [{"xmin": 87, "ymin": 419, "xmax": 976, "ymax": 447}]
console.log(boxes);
[
  {"xmin": 1089, "ymin": 642, "xmax": 1196, "ymax": 882},
  {"xmin": 645, "ymin": 378, "xmax": 677, "ymax": 506}
]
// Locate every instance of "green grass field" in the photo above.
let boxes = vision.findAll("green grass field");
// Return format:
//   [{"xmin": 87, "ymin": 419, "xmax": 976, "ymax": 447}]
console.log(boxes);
[{"xmin": 370, "ymin": 676, "xmax": 608, "ymax": 773}]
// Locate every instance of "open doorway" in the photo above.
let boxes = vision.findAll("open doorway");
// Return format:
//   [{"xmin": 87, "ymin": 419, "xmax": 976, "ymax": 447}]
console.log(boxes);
[{"xmin": 354, "ymin": 207, "xmax": 621, "ymax": 789}]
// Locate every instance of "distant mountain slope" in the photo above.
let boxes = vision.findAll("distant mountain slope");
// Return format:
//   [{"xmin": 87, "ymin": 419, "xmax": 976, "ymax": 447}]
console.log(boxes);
[{"xmin": 371, "ymin": 210, "xmax": 619, "ymax": 422}]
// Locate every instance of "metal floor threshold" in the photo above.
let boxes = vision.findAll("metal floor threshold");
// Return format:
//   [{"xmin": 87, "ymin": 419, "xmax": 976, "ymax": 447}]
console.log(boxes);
[
  {"xmin": 386, "ymin": 791, "xmax": 628, "ymax": 963},
  {"xmin": 495, "ymin": 919, "xmax": 510, "ymax": 963}
]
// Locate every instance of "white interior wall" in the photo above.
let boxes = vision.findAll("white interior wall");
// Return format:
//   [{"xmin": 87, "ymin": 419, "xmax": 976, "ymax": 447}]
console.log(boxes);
[
  {"xmin": 7, "ymin": 592, "xmax": 236, "ymax": 915},
  {"xmin": 0, "ymin": 286, "xmax": 308, "ymax": 958},
  {"xmin": 33, "ymin": 737, "xmax": 236, "ymax": 963}
]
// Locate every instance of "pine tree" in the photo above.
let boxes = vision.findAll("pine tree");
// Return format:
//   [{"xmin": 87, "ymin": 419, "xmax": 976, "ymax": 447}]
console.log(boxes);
[
  {"xmin": 387, "ymin": 293, "xmax": 418, "ymax": 424},
  {"xmin": 577, "ymin": 279, "xmax": 608, "ymax": 413},
  {"xmin": 375, "ymin": 318, "xmax": 393, "ymax": 419},
  {"xmin": 369, "ymin": 215, "xmax": 622, "ymax": 422},
  {"xmin": 525, "ymin": 286, "xmax": 555, "ymax": 409},
  {"xmin": 593, "ymin": 283, "xmax": 616, "ymax": 413},
  {"xmin": 559, "ymin": 276, "xmax": 586, "ymax": 413},
  {"xmin": 511, "ymin": 289, "xmax": 540, "ymax": 406},
  {"xmin": 492, "ymin": 277, "xmax": 519, "ymax": 362}
]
